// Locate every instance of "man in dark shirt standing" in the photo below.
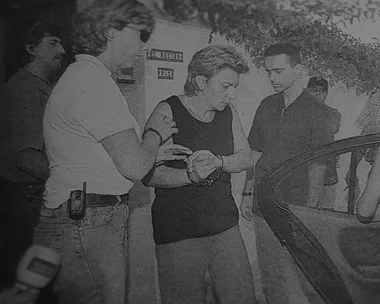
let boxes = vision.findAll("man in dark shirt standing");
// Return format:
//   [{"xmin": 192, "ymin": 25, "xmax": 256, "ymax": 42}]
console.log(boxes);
[
  {"xmin": 240, "ymin": 43, "xmax": 334, "ymax": 304},
  {"xmin": 0, "ymin": 20, "xmax": 65, "ymax": 289}
]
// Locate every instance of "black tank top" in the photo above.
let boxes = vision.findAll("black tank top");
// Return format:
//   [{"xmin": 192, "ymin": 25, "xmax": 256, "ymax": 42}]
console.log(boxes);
[{"xmin": 152, "ymin": 95, "xmax": 239, "ymax": 245}]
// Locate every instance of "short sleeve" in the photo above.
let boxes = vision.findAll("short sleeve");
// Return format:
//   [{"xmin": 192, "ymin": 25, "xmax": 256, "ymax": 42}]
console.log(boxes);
[
  {"xmin": 329, "ymin": 108, "xmax": 342, "ymax": 134},
  {"xmin": 311, "ymin": 114, "xmax": 335, "ymax": 166},
  {"xmin": 9, "ymin": 86, "xmax": 45, "ymax": 153},
  {"xmin": 72, "ymin": 77, "xmax": 135, "ymax": 142},
  {"xmin": 311, "ymin": 115, "xmax": 335, "ymax": 149},
  {"xmin": 247, "ymin": 103, "xmax": 264, "ymax": 152}
]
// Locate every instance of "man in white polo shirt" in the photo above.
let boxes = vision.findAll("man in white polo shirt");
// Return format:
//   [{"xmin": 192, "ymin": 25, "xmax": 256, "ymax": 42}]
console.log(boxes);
[{"xmin": 33, "ymin": 1, "xmax": 185, "ymax": 303}]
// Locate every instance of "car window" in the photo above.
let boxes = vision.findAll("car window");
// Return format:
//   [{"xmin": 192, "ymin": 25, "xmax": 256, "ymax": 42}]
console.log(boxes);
[
  {"xmin": 273, "ymin": 143, "xmax": 380, "ymax": 215},
  {"xmin": 257, "ymin": 135, "xmax": 380, "ymax": 304}
]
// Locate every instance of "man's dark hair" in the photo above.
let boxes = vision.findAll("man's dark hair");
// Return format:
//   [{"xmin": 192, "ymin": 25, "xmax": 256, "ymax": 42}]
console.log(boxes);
[
  {"xmin": 4, "ymin": 19, "xmax": 65, "ymax": 80},
  {"xmin": 307, "ymin": 76, "xmax": 328, "ymax": 93},
  {"xmin": 264, "ymin": 43, "xmax": 301, "ymax": 66},
  {"xmin": 23, "ymin": 20, "xmax": 63, "ymax": 48},
  {"xmin": 22, "ymin": 20, "xmax": 64, "ymax": 61}
]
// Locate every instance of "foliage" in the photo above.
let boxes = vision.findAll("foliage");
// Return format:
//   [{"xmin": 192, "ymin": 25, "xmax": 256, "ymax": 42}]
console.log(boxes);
[{"xmin": 161, "ymin": 0, "xmax": 380, "ymax": 95}]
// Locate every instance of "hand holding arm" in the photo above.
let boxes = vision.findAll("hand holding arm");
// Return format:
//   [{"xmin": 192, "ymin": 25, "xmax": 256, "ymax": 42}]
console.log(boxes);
[
  {"xmin": 156, "ymin": 143, "xmax": 192, "ymax": 165},
  {"xmin": 101, "ymin": 112, "xmax": 178, "ymax": 181},
  {"xmin": 187, "ymin": 151, "xmax": 218, "ymax": 184}
]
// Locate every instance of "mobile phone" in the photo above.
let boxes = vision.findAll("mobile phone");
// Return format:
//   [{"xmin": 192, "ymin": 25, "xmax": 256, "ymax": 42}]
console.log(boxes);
[{"xmin": 68, "ymin": 182, "xmax": 86, "ymax": 220}]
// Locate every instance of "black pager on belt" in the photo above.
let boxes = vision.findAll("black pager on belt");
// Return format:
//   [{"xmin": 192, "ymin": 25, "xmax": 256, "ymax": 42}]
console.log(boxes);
[{"xmin": 68, "ymin": 182, "xmax": 86, "ymax": 220}]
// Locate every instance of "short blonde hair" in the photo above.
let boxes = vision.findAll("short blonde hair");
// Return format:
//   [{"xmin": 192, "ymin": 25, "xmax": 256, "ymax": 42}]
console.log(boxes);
[{"xmin": 184, "ymin": 45, "xmax": 249, "ymax": 96}]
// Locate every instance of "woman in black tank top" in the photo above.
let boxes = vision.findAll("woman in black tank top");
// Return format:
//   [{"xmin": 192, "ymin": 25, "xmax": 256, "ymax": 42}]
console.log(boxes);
[{"xmin": 143, "ymin": 45, "xmax": 257, "ymax": 304}]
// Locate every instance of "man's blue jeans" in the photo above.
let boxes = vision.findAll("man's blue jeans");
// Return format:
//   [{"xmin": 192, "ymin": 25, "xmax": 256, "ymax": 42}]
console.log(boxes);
[{"xmin": 34, "ymin": 200, "xmax": 129, "ymax": 304}]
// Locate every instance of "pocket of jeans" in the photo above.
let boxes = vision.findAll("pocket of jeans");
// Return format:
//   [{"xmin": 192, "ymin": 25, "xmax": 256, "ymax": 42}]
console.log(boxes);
[
  {"xmin": 81, "ymin": 204, "xmax": 126, "ymax": 231},
  {"xmin": 34, "ymin": 217, "xmax": 63, "ymax": 254}
]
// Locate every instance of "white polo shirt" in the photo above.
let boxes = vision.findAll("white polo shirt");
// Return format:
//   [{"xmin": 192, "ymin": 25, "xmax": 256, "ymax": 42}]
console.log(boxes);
[{"xmin": 43, "ymin": 54, "xmax": 140, "ymax": 208}]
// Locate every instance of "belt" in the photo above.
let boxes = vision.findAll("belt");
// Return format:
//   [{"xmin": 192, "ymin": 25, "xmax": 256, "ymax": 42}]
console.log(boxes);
[{"xmin": 68, "ymin": 193, "xmax": 129, "ymax": 208}]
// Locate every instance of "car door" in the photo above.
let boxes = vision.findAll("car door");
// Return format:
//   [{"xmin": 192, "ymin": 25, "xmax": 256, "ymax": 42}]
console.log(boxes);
[{"xmin": 257, "ymin": 134, "xmax": 380, "ymax": 304}]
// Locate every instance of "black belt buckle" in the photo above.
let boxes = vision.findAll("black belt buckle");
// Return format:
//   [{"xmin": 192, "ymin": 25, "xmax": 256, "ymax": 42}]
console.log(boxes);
[{"xmin": 68, "ymin": 182, "xmax": 86, "ymax": 220}]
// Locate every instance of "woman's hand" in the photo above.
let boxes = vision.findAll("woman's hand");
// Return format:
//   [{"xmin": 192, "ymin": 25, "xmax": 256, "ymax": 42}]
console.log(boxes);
[
  {"xmin": 187, "ymin": 150, "xmax": 220, "ymax": 183},
  {"xmin": 156, "ymin": 144, "xmax": 192, "ymax": 165},
  {"xmin": 187, "ymin": 150, "xmax": 222, "ymax": 171}
]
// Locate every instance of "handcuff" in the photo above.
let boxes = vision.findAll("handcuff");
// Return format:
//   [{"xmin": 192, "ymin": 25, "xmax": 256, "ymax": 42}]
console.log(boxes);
[{"xmin": 187, "ymin": 155, "xmax": 226, "ymax": 186}]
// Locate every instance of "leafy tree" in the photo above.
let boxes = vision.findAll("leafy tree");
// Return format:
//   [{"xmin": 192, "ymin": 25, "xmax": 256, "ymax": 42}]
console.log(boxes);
[{"xmin": 160, "ymin": 0, "xmax": 380, "ymax": 95}]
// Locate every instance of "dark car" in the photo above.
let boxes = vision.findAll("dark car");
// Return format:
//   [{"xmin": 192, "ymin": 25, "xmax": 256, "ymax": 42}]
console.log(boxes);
[{"xmin": 257, "ymin": 133, "xmax": 380, "ymax": 304}]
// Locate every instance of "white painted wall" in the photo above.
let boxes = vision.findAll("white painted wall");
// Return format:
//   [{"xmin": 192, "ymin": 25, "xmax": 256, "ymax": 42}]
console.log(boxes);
[{"xmin": 143, "ymin": 19, "xmax": 211, "ymax": 116}]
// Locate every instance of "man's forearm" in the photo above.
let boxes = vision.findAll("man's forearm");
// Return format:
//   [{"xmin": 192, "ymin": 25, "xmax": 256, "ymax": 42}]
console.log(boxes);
[
  {"xmin": 307, "ymin": 163, "xmax": 327, "ymax": 207},
  {"xmin": 242, "ymin": 165, "xmax": 255, "ymax": 193},
  {"xmin": 15, "ymin": 148, "xmax": 50, "ymax": 182}
]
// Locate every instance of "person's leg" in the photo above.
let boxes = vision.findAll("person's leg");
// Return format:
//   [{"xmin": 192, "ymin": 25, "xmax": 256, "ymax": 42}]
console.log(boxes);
[
  {"xmin": 77, "ymin": 203, "xmax": 129, "ymax": 304},
  {"xmin": 253, "ymin": 214, "xmax": 291, "ymax": 304},
  {"xmin": 156, "ymin": 237, "xmax": 210, "ymax": 304},
  {"xmin": 208, "ymin": 225, "xmax": 256, "ymax": 304},
  {"xmin": 319, "ymin": 185, "xmax": 336, "ymax": 210},
  {"xmin": 34, "ymin": 202, "xmax": 129, "ymax": 304}
]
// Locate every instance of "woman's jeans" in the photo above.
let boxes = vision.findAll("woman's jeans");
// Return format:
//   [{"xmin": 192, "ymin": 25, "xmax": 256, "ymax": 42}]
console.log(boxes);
[
  {"xmin": 34, "ymin": 199, "xmax": 129, "ymax": 304},
  {"xmin": 156, "ymin": 224, "xmax": 256, "ymax": 304}
]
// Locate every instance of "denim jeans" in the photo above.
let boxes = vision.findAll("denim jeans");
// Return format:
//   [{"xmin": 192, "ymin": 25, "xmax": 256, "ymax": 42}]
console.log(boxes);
[
  {"xmin": 155, "ymin": 225, "xmax": 256, "ymax": 304},
  {"xmin": 34, "ymin": 199, "xmax": 129, "ymax": 304},
  {"xmin": 253, "ymin": 213, "xmax": 324, "ymax": 304}
]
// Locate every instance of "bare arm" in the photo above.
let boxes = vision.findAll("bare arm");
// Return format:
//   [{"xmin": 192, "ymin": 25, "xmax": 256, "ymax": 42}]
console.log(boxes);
[
  {"xmin": 15, "ymin": 148, "xmax": 50, "ymax": 182},
  {"xmin": 357, "ymin": 147, "xmax": 380, "ymax": 221},
  {"xmin": 223, "ymin": 105, "xmax": 255, "ymax": 173},
  {"xmin": 101, "ymin": 128, "xmax": 162, "ymax": 181},
  {"xmin": 362, "ymin": 147, "xmax": 380, "ymax": 200},
  {"xmin": 101, "ymin": 107, "xmax": 178, "ymax": 181},
  {"xmin": 306, "ymin": 162, "xmax": 327, "ymax": 207},
  {"xmin": 307, "ymin": 112, "xmax": 335, "ymax": 207},
  {"xmin": 146, "ymin": 165, "xmax": 192, "ymax": 188},
  {"xmin": 240, "ymin": 151, "xmax": 261, "ymax": 220},
  {"xmin": 146, "ymin": 101, "xmax": 225, "ymax": 187},
  {"xmin": 144, "ymin": 102, "xmax": 192, "ymax": 187}
]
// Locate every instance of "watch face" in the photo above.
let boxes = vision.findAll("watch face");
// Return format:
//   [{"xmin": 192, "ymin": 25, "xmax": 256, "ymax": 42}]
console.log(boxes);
[{"xmin": 27, "ymin": 257, "xmax": 58, "ymax": 278}]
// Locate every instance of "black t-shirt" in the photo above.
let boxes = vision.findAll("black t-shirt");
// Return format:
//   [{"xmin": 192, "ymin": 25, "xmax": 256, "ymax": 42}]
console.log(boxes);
[{"xmin": 152, "ymin": 96, "xmax": 238, "ymax": 245}]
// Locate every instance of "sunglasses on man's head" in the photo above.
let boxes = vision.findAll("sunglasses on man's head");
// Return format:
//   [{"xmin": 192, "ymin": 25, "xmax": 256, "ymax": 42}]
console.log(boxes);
[{"xmin": 125, "ymin": 25, "xmax": 151, "ymax": 43}]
